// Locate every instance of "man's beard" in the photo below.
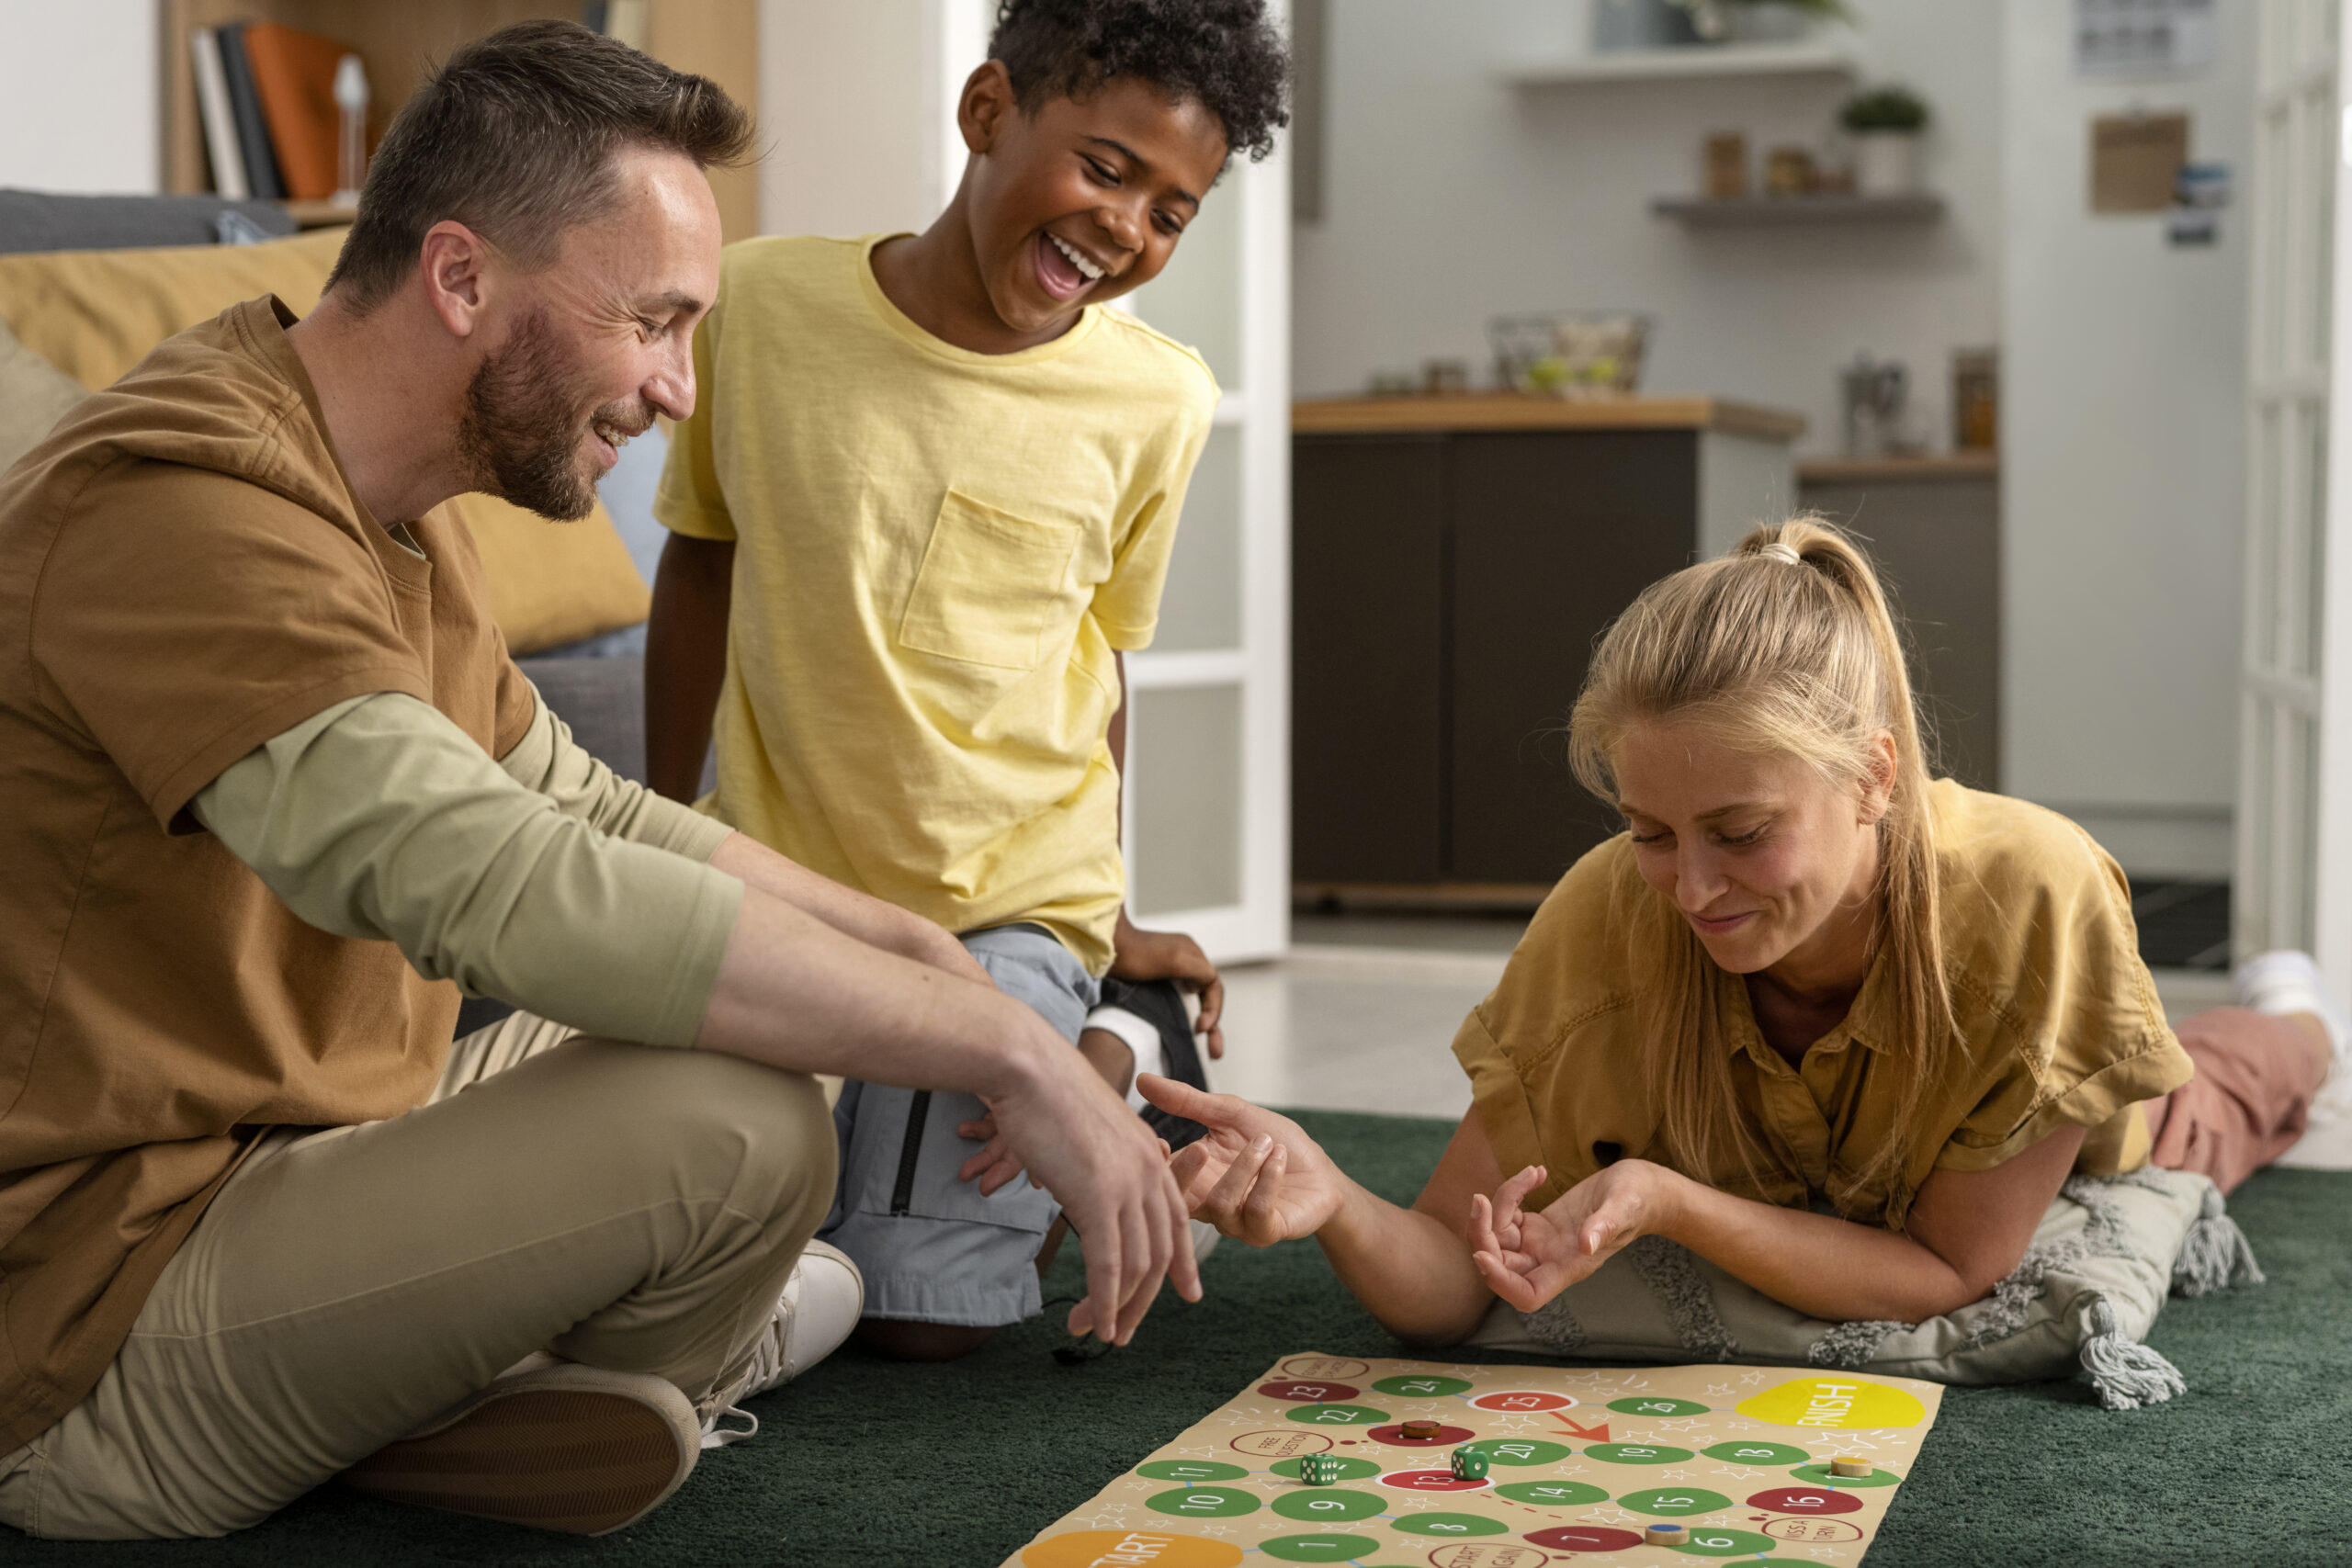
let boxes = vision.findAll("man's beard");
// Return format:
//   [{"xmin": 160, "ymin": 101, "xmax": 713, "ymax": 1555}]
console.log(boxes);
[{"xmin": 458, "ymin": 309, "xmax": 642, "ymax": 522}]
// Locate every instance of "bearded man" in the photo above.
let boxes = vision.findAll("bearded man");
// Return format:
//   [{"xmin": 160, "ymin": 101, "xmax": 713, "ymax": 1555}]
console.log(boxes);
[{"xmin": 0, "ymin": 21, "xmax": 1194, "ymax": 1541}]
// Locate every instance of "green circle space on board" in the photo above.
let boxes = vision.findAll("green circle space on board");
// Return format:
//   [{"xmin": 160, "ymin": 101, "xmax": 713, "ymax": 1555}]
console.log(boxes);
[
  {"xmin": 1585, "ymin": 1442, "xmax": 1695, "ymax": 1465},
  {"xmin": 1494, "ymin": 1479, "xmax": 1611, "ymax": 1506},
  {"xmin": 1790, "ymin": 1462, "xmax": 1898, "ymax": 1488},
  {"xmin": 1283, "ymin": 1404, "xmax": 1389, "ymax": 1427},
  {"xmin": 1371, "ymin": 1374, "xmax": 1474, "ymax": 1399},
  {"xmin": 1606, "ymin": 1395, "xmax": 1710, "ymax": 1418},
  {"xmin": 1144, "ymin": 1485, "xmax": 1259, "ymax": 1519},
  {"xmin": 1616, "ymin": 1486, "xmax": 1733, "ymax": 1517},
  {"xmin": 1702, "ymin": 1441, "xmax": 1811, "ymax": 1467},
  {"xmin": 1270, "ymin": 1486, "xmax": 1387, "ymax": 1523},
  {"xmin": 1462, "ymin": 1438, "xmax": 1573, "ymax": 1466},
  {"xmin": 1136, "ymin": 1460, "xmax": 1249, "ymax": 1483},
  {"xmin": 1271, "ymin": 1455, "xmax": 1381, "ymax": 1482},
  {"xmin": 1392, "ymin": 1511, "xmax": 1509, "ymax": 1538},
  {"xmin": 1257, "ymin": 1533, "xmax": 1383, "ymax": 1562},
  {"xmin": 1670, "ymin": 1528, "xmax": 1781, "ymax": 1557}
]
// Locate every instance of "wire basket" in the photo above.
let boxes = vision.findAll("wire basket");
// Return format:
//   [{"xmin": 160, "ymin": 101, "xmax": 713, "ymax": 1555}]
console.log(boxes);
[{"xmin": 1487, "ymin": 312, "xmax": 1653, "ymax": 396}]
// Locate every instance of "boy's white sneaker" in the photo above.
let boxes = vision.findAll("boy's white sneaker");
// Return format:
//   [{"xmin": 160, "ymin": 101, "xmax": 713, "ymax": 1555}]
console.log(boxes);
[
  {"xmin": 2232, "ymin": 949, "xmax": 2352, "ymax": 1111},
  {"xmin": 699, "ymin": 1240, "xmax": 865, "ymax": 1449}
]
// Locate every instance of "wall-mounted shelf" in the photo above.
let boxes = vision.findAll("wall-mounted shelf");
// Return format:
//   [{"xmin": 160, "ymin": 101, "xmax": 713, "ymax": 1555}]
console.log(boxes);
[
  {"xmin": 1651, "ymin": 194, "xmax": 1945, "ymax": 226},
  {"xmin": 1500, "ymin": 38, "xmax": 1864, "ymax": 86}
]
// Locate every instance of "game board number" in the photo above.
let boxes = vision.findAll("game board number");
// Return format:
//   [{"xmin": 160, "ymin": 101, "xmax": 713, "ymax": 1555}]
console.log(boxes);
[
  {"xmin": 1374, "ymin": 1374, "xmax": 1475, "ymax": 1398},
  {"xmin": 1145, "ymin": 1486, "xmax": 1261, "ymax": 1519},
  {"xmin": 1584, "ymin": 1442, "xmax": 1694, "ymax": 1465},
  {"xmin": 1702, "ymin": 1442, "xmax": 1812, "ymax": 1466},
  {"xmin": 1270, "ymin": 1488, "xmax": 1387, "ymax": 1523},
  {"xmin": 1463, "ymin": 1438, "xmax": 1572, "ymax": 1467},
  {"xmin": 1748, "ymin": 1486, "xmax": 1863, "ymax": 1516},
  {"xmin": 1138, "ymin": 1461, "xmax": 1250, "ymax": 1483},
  {"xmin": 1494, "ymin": 1480, "xmax": 1610, "ymax": 1506},
  {"xmin": 1618, "ymin": 1486, "xmax": 1734, "ymax": 1517},
  {"xmin": 1468, "ymin": 1390, "xmax": 1575, "ymax": 1413},
  {"xmin": 1665, "ymin": 1528, "xmax": 1780, "ymax": 1558},
  {"xmin": 1260, "ymin": 1381, "xmax": 1360, "ymax": 1404},
  {"xmin": 1283, "ymin": 1404, "xmax": 1389, "ymax": 1427},
  {"xmin": 1256, "ymin": 1533, "xmax": 1382, "ymax": 1563},
  {"xmin": 1393, "ymin": 1513, "xmax": 1509, "ymax": 1538},
  {"xmin": 1605, "ymin": 1397, "xmax": 1708, "ymax": 1417}
]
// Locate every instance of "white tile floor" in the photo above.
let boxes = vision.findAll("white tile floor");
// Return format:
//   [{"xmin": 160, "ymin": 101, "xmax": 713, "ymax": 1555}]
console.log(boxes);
[{"xmin": 1207, "ymin": 925, "xmax": 2352, "ymax": 1168}]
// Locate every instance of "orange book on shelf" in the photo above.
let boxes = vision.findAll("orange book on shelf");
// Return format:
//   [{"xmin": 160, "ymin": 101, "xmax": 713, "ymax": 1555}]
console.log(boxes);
[{"xmin": 242, "ymin": 21, "xmax": 356, "ymax": 202}]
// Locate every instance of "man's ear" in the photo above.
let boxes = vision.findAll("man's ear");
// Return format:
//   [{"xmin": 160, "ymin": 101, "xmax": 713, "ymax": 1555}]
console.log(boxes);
[
  {"xmin": 418, "ymin": 221, "xmax": 493, "ymax": 340},
  {"xmin": 958, "ymin": 59, "xmax": 1016, "ymax": 155}
]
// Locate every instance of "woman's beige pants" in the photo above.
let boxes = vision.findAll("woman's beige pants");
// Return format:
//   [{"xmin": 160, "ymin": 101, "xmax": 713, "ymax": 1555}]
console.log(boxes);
[{"xmin": 0, "ymin": 1013, "xmax": 834, "ymax": 1540}]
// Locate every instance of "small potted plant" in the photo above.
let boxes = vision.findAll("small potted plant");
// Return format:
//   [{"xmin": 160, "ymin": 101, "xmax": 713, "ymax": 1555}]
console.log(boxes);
[{"xmin": 1840, "ymin": 85, "xmax": 1929, "ymax": 196}]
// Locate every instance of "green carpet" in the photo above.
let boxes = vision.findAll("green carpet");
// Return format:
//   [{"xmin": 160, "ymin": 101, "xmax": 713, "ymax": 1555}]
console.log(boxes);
[{"xmin": 10, "ymin": 1111, "xmax": 2348, "ymax": 1566}]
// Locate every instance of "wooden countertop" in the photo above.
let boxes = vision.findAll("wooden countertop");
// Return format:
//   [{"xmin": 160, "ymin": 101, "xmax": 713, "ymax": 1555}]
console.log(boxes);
[
  {"xmin": 1293, "ymin": 393, "xmax": 1807, "ymax": 442},
  {"xmin": 1796, "ymin": 451, "xmax": 1999, "ymax": 483}
]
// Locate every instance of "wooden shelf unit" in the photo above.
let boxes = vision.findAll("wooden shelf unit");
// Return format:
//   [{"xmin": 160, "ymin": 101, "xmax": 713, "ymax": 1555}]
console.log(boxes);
[
  {"xmin": 161, "ymin": 0, "xmax": 761, "ymax": 242},
  {"xmin": 1651, "ymin": 194, "xmax": 1946, "ymax": 227},
  {"xmin": 1500, "ymin": 38, "xmax": 1864, "ymax": 86}
]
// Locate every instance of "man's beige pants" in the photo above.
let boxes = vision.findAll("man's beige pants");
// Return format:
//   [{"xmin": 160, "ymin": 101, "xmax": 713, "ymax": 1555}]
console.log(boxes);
[{"xmin": 0, "ymin": 1013, "xmax": 835, "ymax": 1540}]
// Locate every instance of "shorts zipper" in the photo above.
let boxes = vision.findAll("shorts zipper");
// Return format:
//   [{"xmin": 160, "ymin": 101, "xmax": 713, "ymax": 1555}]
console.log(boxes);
[{"xmin": 889, "ymin": 1091, "xmax": 931, "ymax": 1216}]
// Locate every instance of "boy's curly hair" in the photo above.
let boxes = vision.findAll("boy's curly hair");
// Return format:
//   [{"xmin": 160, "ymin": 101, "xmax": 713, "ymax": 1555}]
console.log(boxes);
[{"xmin": 989, "ymin": 0, "xmax": 1291, "ymax": 164}]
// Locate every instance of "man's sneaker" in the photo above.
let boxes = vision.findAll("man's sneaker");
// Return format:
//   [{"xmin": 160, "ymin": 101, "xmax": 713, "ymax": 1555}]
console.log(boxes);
[
  {"xmin": 340, "ymin": 1358, "xmax": 699, "ymax": 1536},
  {"xmin": 698, "ymin": 1240, "xmax": 865, "ymax": 1449}
]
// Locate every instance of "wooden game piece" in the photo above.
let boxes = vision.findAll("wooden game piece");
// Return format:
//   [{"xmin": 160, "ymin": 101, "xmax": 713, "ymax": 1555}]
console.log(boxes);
[
  {"xmin": 1449, "ymin": 1447, "xmax": 1488, "ymax": 1481},
  {"xmin": 1298, "ymin": 1452, "xmax": 1339, "ymax": 1485},
  {"xmin": 1644, "ymin": 1523, "xmax": 1690, "ymax": 1546},
  {"xmin": 1831, "ymin": 1455, "xmax": 1871, "ymax": 1478},
  {"xmin": 1401, "ymin": 1419, "xmax": 1442, "ymax": 1440}
]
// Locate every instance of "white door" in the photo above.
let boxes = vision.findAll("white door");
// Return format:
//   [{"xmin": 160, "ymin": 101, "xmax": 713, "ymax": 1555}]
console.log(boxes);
[
  {"xmin": 931, "ymin": 2, "xmax": 1292, "ymax": 965},
  {"xmin": 2237, "ymin": 0, "xmax": 2345, "ymax": 983}
]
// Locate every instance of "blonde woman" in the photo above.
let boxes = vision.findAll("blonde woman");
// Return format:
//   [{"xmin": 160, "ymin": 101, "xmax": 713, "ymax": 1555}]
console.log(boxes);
[{"xmin": 1141, "ymin": 518, "xmax": 2337, "ymax": 1341}]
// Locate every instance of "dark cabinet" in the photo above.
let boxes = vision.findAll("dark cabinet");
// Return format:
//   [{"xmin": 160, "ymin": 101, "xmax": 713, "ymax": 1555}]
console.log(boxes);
[{"xmin": 1293, "ymin": 400, "xmax": 1800, "ymax": 893}]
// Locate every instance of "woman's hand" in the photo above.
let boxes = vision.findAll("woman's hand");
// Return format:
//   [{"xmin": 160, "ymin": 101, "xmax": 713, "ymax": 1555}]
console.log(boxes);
[
  {"xmin": 1468, "ymin": 1159, "xmax": 1686, "ymax": 1313},
  {"xmin": 1138, "ymin": 1076, "xmax": 1349, "ymax": 1245}
]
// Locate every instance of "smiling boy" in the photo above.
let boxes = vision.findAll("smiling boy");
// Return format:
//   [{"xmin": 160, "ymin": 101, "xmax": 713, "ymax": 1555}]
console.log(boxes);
[{"xmin": 647, "ymin": 0, "xmax": 1287, "ymax": 1357}]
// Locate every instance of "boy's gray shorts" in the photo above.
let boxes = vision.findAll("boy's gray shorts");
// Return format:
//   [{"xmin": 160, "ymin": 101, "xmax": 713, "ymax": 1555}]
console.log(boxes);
[{"xmin": 815, "ymin": 924, "xmax": 1100, "ymax": 1326}]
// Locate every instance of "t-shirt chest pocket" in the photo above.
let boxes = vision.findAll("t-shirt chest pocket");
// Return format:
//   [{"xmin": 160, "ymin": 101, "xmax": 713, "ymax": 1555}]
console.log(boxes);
[{"xmin": 897, "ymin": 489, "xmax": 1087, "ymax": 671}]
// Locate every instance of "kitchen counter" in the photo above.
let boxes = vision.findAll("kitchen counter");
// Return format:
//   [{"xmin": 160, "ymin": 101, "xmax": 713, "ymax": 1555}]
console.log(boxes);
[{"xmin": 1294, "ymin": 392, "xmax": 1807, "ymax": 441}]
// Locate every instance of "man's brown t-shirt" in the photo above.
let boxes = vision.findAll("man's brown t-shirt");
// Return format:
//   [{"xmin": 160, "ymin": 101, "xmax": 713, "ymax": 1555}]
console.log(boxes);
[{"xmin": 0, "ymin": 298, "xmax": 534, "ymax": 1450}]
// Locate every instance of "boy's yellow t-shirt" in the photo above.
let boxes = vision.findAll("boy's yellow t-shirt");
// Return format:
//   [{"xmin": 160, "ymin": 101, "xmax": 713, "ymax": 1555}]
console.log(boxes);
[{"xmin": 655, "ymin": 234, "xmax": 1218, "ymax": 973}]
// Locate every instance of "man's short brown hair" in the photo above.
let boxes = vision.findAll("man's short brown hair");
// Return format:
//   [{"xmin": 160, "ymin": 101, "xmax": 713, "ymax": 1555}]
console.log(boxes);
[{"xmin": 326, "ymin": 20, "xmax": 754, "ymax": 312}]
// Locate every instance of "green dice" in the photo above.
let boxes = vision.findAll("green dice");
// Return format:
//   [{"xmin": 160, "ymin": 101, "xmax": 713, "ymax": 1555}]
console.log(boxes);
[
  {"xmin": 1299, "ymin": 1452, "xmax": 1340, "ymax": 1485},
  {"xmin": 1450, "ymin": 1447, "xmax": 1488, "ymax": 1481}
]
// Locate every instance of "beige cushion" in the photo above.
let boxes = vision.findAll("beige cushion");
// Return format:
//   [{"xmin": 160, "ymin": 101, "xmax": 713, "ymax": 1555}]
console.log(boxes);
[
  {"xmin": 0, "ymin": 316, "xmax": 87, "ymax": 475},
  {"xmin": 1471, "ymin": 1167, "xmax": 2261, "ymax": 1411},
  {"xmin": 0, "ymin": 229, "xmax": 649, "ymax": 652}
]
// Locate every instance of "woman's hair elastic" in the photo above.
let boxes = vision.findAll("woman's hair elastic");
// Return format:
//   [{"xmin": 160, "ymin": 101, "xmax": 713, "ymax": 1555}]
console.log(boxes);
[{"xmin": 1758, "ymin": 540, "xmax": 1804, "ymax": 565}]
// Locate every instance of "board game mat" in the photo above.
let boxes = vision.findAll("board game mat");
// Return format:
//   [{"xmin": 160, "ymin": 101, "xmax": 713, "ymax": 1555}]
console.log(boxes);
[{"xmin": 1002, "ymin": 1353, "xmax": 1944, "ymax": 1567}]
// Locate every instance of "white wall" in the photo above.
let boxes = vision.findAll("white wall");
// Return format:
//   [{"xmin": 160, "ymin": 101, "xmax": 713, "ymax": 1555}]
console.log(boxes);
[
  {"xmin": 1999, "ymin": 0, "xmax": 2251, "ymax": 875},
  {"xmin": 1292, "ymin": 0, "xmax": 2004, "ymax": 457},
  {"xmin": 756, "ymin": 0, "xmax": 989, "ymax": 236},
  {"xmin": 0, "ymin": 0, "xmax": 157, "ymax": 193}
]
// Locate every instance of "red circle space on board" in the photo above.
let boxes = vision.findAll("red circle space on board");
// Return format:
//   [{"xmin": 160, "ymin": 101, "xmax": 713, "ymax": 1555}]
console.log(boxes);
[
  {"xmin": 1258, "ymin": 1381, "xmax": 1361, "ymax": 1404},
  {"xmin": 1748, "ymin": 1486, "xmax": 1863, "ymax": 1516},
  {"xmin": 1377, "ymin": 1469, "xmax": 1489, "ymax": 1493},
  {"xmin": 1365, "ymin": 1423, "xmax": 1476, "ymax": 1447},
  {"xmin": 1524, "ymin": 1525, "xmax": 1645, "ymax": 1551},
  {"xmin": 1468, "ymin": 1390, "xmax": 1576, "ymax": 1414}
]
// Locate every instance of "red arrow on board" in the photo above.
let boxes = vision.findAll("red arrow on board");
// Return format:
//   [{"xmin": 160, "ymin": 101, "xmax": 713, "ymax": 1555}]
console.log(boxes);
[{"xmin": 1548, "ymin": 1415, "xmax": 1611, "ymax": 1442}]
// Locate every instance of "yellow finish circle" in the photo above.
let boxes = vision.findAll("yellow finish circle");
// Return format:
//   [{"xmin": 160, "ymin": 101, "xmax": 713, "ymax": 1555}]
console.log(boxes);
[
  {"xmin": 1735, "ymin": 1377, "xmax": 1926, "ymax": 1431},
  {"xmin": 1023, "ymin": 1529, "xmax": 1247, "ymax": 1568}
]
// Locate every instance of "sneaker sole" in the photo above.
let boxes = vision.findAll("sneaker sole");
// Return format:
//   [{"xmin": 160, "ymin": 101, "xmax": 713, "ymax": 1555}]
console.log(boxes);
[{"xmin": 341, "ymin": 1383, "xmax": 695, "ymax": 1536}]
